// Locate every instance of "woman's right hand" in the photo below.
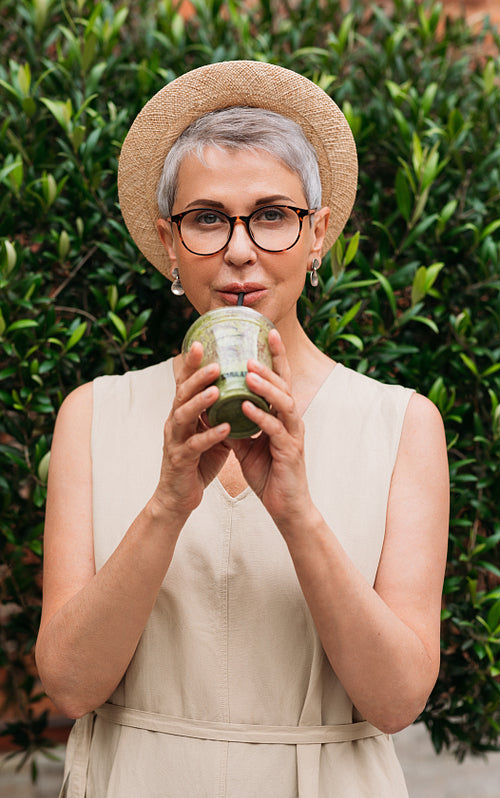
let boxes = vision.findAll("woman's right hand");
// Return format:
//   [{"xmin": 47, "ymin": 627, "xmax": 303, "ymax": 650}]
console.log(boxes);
[{"xmin": 152, "ymin": 341, "xmax": 230, "ymax": 519}]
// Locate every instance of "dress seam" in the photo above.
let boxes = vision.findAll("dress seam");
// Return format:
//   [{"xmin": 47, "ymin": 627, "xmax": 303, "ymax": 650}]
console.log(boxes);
[
  {"xmin": 216, "ymin": 741, "xmax": 228, "ymax": 798},
  {"xmin": 216, "ymin": 501, "xmax": 232, "ymax": 798}
]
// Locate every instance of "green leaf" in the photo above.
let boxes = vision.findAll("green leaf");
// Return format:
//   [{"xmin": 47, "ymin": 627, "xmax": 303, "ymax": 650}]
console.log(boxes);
[
  {"xmin": 395, "ymin": 168, "xmax": 412, "ymax": 222},
  {"xmin": 410, "ymin": 315, "xmax": 439, "ymax": 334},
  {"xmin": 479, "ymin": 220, "xmax": 500, "ymax": 242},
  {"xmin": 421, "ymin": 82, "xmax": 438, "ymax": 116},
  {"xmin": 411, "ymin": 266, "xmax": 427, "ymax": 305},
  {"xmin": 37, "ymin": 452, "xmax": 51, "ymax": 484},
  {"xmin": 41, "ymin": 172, "xmax": 58, "ymax": 208},
  {"xmin": 371, "ymin": 270, "xmax": 397, "ymax": 318},
  {"xmin": 412, "ymin": 131, "xmax": 423, "ymax": 176},
  {"xmin": 421, "ymin": 143, "xmax": 442, "ymax": 190},
  {"xmin": 6, "ymin": 319, "xmax": 38, "ymax": 332},
  {"xmin": 439, "ymin": 199, "xmax": 457, "ymax": 225},
  {"xmin": 129, "ymin": 309, "xmax": 152, "ymax": 339},
  {"xmin": 17, "ymin": 63, "xmax": 31, "ymax": 98},
  {"xmin": 338, "ymin": 300, "xmax": 362, "ymax": 330},
  {"xmin": 40, "ymin": 97, "xmax": 73, "ymax": 132},
  {"xmin": 108, "ymin": 312, "xmax": 127, "ymax": 341},
  {"xmin": 337, "ymin": 333, "xmax": 364, "ymax": 350},
  {"xmin": 392, "ymin": 108, "xmax": 410, "ymax": 143},
  {"xmin": 487, "ymin": 600, "xmax": 500, "ymax": 634},
  {"xmin": 482, "ymin": 364, "xmax": 500, "ymax": 377},
  {"xmin": 483, "ymin": 59, "xmax": 496, "ymax": 95},
  {"xmin": 425, "ymin": 262, "xmax": 445, "ymax": 290},
  {"xmin": 1, "ymin": 239, "xmax": 18, "ymax": 273},
  {"xmin": 58, "ymin": 230, "xmax": 70, "ymax": 261},
  {"xmin": 344, "ymin": 232, "xmax": 360, "ymax": 266},
  {"xmin": 66, "ymin": 321, "xmax": 87, "ymax": 351},
  {"xmin": 460, "ymin": 353, "xmax": 479, "ymax": 377},
  {"xmin": 107, "ymin": 285, "xmax": 119, "ymax": 311}
]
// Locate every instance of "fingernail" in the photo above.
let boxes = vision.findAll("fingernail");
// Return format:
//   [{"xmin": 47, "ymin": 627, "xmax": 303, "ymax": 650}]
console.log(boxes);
[{"xmin": 248, "ymin": 358, "xmax": 263, "ymax": 371}]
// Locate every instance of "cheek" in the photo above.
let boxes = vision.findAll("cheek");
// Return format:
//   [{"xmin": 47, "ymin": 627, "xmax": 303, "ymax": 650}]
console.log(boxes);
[{"xmin": 176, "ymin": 262, "xmax": 215, "ymax": 307}]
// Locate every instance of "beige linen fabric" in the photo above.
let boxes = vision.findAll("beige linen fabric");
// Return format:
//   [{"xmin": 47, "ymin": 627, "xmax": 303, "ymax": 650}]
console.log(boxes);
[{"xmin": 59, "ymin": 359, "xmax": 413, "ymax": 797}]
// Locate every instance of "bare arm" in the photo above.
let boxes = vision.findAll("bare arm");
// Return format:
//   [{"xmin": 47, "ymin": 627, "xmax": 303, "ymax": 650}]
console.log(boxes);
[
  {"xmin": 233, "ymin": 336, "xmax": 449, "ymax": 733},
  {"xmin": 36, "ymin": 346, "xmax": 230, "ymax": 718},
  {"xmin": 282, "ymin": 394, "xmax": 449, "ymax": 733}
]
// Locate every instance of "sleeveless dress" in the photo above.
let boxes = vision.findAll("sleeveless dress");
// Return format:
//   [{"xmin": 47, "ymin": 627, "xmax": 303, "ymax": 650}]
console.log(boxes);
[{"xmin": 59, "ymin": 358, "xmax": 413, "ymax": 798}]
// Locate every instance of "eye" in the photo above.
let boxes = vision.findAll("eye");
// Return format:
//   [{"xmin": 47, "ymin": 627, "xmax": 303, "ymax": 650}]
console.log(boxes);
[
  {"xmin": 253, "ymin": 206, "xmax": 287, "ymax": 223},
  {"xmin": 193, "ymin": 210, "xmax": 226, "ymax": 226}
]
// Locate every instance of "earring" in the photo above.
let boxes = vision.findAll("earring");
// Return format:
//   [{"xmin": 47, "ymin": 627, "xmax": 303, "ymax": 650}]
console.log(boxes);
[
  {"xmin": 171, "ymin": 267, "xmax": 184, "ymax": 296},
  {"xmin": 310, "ymin": 258, "xmax": 320, "ymax": 287}
]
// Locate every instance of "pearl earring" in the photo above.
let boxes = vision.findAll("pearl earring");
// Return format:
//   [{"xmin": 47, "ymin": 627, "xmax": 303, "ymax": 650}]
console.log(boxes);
[
  {"xmin": 310, "ymin": 258, "xmax": 320, "ymax": 287},
  {"xmin": 171, "ymin": 267, "xmax": 184, "ymax": 296}
]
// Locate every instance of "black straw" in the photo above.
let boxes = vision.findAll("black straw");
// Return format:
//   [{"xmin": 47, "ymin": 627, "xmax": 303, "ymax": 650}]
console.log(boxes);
[{"xmin": 237, "ymin": 292, "xmax": 245, "ymax": 306}]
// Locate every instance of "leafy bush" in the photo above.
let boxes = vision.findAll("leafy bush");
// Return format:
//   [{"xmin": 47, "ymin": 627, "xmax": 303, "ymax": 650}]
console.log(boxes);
[{"xmin": 1, "ymin": 0, "xmax": 499, "ymax": 769}]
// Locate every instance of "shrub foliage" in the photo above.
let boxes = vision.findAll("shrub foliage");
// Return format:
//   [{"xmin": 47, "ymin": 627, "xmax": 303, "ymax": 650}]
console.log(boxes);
[{"xmin": 1, "ymin": 0, "xmax": 499, "ymax": 768}]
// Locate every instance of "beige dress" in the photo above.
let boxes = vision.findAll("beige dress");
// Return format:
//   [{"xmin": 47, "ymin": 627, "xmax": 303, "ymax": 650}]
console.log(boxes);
[{"xmin": 60, "ymin": 358, "xmax": 413, "ymax": 798}]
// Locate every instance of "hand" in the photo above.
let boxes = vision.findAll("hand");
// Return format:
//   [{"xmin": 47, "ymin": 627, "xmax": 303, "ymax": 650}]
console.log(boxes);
[
  {"xmin": 152, "ymin": 342, "xmax": 231, "ymax": 519},
  {"xmin": 228, "ymin": 330, "xmax": 315, "ymax": 529}
]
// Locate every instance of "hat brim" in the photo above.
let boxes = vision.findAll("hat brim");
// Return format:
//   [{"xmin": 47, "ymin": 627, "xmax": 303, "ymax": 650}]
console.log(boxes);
[{"xmin": 118, "ymin": 60, "xmax": 358, "ymax": 277}]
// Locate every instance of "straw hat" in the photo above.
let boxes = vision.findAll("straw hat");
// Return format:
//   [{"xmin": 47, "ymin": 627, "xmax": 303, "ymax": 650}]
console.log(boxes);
[{"xmin": 118, "ymin": 60, "xmax": 358, "ymax": 277}]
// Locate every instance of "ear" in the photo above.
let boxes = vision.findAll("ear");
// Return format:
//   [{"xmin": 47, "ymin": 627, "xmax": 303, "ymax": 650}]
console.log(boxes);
[
  {"xmin": 308, "ymin": 206, "xmax": 330, "ymax": 267},
  {"xmin": 156, "ymin": 218, "xmax": 178, "ymax": 276}
]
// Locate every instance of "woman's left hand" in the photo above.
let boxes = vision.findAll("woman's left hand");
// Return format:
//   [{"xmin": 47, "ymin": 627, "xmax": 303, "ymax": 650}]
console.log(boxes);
[{"xmin": 227, "ymin": 329, "xmax": 314, "ymax": 528}]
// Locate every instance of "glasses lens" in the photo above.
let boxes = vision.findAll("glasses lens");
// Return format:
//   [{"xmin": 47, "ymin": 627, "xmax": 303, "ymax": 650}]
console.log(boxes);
[
  {"xmin": 180, "ymin": 210, "xmax": 230, "ymax": 255},
  {"xmin": 249, "ymin": 206, "xmax": 300, "ymax": 251},
  {"xmin": 179, "ymin": 206, "xmax": 303, "ymax": 255}
]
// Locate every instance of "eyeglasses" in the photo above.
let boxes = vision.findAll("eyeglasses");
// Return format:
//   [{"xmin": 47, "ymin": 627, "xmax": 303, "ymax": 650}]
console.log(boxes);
[{"xmin": 167, "ymin": 205, "xmax": 317, "ymax": 256}]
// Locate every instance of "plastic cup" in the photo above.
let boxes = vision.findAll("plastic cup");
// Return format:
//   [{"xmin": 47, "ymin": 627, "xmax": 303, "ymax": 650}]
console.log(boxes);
[{"xmin": 182, "ymin": 306, "xmax": 275, "ymax": 438}]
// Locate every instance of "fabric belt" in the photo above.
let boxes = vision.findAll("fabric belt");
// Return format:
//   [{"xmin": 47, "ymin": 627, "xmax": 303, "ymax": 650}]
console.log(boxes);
[{"xmin": 95, "ymin": 702, "xmax": 383, "ymax": 745}]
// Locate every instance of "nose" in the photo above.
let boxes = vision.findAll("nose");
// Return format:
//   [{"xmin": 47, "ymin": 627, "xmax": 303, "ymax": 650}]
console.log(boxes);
[{"xmin": 223, "ymin": 218, "xmax": 258, "ymax": 267}]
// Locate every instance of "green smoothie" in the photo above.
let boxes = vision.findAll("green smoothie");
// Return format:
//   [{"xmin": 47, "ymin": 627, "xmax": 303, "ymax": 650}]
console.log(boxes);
[{"xmin": 182, "ymin": 306, "xmax": 275, "ymax": 438}]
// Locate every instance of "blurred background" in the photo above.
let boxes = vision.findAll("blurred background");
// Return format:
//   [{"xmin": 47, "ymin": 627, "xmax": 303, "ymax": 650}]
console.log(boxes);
[{"xmin": 1, "ymin": 0, "xmax": 499, "ymax": 794}]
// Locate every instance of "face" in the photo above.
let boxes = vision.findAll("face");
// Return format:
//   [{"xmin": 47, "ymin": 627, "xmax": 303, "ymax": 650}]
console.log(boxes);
[{"xmin": 157, "ymin": 147, "xmax": 329, "ymax": 331}]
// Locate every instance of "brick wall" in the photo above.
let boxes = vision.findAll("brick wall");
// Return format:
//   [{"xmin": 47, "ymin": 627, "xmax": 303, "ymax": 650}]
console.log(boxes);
[{"xmin": 441, "ymin": 0, "xmax": 500, "ymax": 26}]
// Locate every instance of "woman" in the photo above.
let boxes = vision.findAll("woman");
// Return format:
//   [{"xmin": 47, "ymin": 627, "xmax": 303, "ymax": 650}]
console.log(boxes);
[{"xmin": 36, "ymin": 61, "xmax": 449, "ymax": 797}]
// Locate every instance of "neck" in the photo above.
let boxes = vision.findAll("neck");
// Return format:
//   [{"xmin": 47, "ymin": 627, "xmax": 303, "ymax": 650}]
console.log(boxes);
[{"xmin": 274, "ymin": 313, "xmax": 335, "ymax": 401}]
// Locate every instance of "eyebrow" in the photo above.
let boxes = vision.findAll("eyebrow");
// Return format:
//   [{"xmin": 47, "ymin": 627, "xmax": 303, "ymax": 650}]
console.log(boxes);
[{"xmin": 184, "ymin": 195, "xmax": 297, "ymax": 210}]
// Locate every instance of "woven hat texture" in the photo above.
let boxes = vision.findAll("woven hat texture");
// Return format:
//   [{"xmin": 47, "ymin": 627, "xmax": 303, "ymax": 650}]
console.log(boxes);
[{"xmin": 118, "ymin": 60, "xmax": 358, "ymax": 276}]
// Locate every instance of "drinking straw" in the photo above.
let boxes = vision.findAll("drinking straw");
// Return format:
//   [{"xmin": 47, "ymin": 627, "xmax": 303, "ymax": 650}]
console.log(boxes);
[{"xmin": 237, "ymin": 292, "xmax": 245, "ymax": 306}]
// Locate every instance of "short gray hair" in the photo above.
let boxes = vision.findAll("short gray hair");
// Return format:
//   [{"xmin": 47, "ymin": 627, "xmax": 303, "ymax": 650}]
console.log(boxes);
[{"xmin": 156, "ymin": 106, "xmax": 322, "ymax": 218}]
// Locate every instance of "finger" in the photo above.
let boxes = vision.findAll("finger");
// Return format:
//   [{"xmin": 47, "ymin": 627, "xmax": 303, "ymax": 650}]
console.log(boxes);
[
  {"xmin": 247, "ymin": 330, "xmax": 291, "ymax": 389},
  {"xmin": 174, "ymin": 358, "xmax": 220, "ymax": 410},
  {"xmin": 177, "ymin": 341, "xmax": 207, "ymax": 382},
  {"xmin": 268, "ymin": 328, "xmax": 292, "ymax": 383},
  {"xmin": 170, "ymin": 384, "xmax": 219, "ymax": 437},
  {"xmin": 240, "ymin": 400, "xmax": 288, "ymax": 441},
  {"xmin": 244, "ymin": 372, "xmax": 302, "ymax": 436},
  {"xmin": 247, "ymin": 358, "xmax": 288, "ymax": 392},
  {"xmin": 183, "ymin": 421, "xmax": 231, "ymax": 457},
  {"xmin": 180, "ymin": 340, "xmax": 204, "ymax": 375}
]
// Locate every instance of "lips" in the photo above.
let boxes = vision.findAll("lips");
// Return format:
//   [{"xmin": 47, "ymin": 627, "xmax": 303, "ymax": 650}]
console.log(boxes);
[{"xmin": 217, "ymin": 283, "xmax": 267, "ymax": 306}]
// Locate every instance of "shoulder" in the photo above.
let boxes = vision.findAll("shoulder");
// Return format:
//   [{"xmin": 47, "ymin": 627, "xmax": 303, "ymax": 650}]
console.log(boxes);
[
  {"xmin": 48, "ymin": 384, "xmax": 94, "ymax": 478},
  {"xmin": 336, "ymin": 364, "xmax": 413, "ymax": 403},
  {"xmin": 405, "ymin": 390, "xmax": 444, "ymax": 424},
  {"xmin": 333, "ymin": 365, "xmax": 415, "ymax": 433},
  {"xmin": 55, "ymin": 382, "xmax": 93, "ymax": 436},
  {"xmin": 393, "ymin": 392, "xmax": 449, "ymax": 500},
  {"xmin": 400, "ymin": 392, "xmax": 447, "ymax": 456},
  {"xmin": 93, "ymin": 358, "xmax": 175, "ymax": 403},
  {"xmin": 47, "ymin": 384, "xmax": 94, "ymax": 517}
]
